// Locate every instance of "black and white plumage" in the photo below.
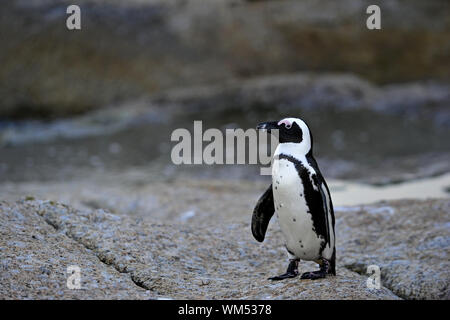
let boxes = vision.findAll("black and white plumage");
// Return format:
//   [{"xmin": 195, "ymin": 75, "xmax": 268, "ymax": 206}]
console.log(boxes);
[{"xmin": 252, "ymin": 117, "xmax": 336, "ymax": 280}]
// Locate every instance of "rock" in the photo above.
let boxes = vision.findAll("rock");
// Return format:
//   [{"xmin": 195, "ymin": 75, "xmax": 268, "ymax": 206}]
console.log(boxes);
[
  {"xmin": 0, "ymin": 200, "xmax": 151, "ymax": 299},
  {"xmin": 0, "ymin": 198, "xmax": 398, "ymax": 299},
  {"xmin": 154, "ymin": 74, "xmax": 450, "ymax": 129},
  {"xmin": 336, "ymin": 199, "xmax": 450, "ymax": 299},
  {"xmin": 1, "ymin": 194, "xmax": 448, "ymax": 299},
  {"xmin": 1, "ymin": 0, "xmax": 449, "ymax": 118}
]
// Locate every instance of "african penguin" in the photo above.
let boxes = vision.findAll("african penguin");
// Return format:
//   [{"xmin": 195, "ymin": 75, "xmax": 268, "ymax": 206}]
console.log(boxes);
[{"xmin": 252, "ymin": 117, "xmax": 336, "ymax": 280}]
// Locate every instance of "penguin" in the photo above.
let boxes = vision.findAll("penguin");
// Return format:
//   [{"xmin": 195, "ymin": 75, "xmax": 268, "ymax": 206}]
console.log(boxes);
[{"xmin": 252, "ymin": 117, "xmax": 336, "ymax": 280}]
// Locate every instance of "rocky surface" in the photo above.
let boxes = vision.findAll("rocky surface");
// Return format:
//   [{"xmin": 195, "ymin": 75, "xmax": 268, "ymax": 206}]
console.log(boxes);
[
  {"xmin": 337, "ymin": 199, "xmax": 450, "ymax": 300},
  {"xmin": 1, "ymin": 189, "xmax": 448, "ymax": 299},
  {"xmin": 0, "ymin": 199, "xmax": 396, "ymax": 299},
  {"xmin": 0, "ymin": 200, "xmax": 151, "ymax": 299}
]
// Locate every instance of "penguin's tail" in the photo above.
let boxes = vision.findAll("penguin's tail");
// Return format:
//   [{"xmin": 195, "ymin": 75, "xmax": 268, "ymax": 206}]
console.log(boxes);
[{"xmin": 329, "ymin": 247, "xmax": 336, "ymax": 276}]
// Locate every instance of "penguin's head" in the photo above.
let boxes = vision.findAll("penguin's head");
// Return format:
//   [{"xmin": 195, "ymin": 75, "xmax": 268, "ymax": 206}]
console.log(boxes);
[{"xmin": 257, "ymin": 117, "xmax": 312, "ymax": 153}]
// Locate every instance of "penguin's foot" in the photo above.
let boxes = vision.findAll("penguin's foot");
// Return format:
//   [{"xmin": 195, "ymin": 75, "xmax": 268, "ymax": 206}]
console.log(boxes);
[
  {"xmin": 300, "ymin": 270, "xmax": 327, "ymax": 280},
  {"xmin": 268, "ymin": 259, "xmax": 299, "ymax": 281},
  {"xmin": 300, "ymin": 258, "xmax": 331, "ymax": 280},
  {"xmin": 268, "ymin": 270, "xmax": 299, "ymax": 281}
]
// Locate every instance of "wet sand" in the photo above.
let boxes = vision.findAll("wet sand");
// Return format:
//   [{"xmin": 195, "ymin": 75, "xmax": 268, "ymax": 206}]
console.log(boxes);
[{"xmin": 330, "ymin": 173, "xmax": 450, "ymax": 206}]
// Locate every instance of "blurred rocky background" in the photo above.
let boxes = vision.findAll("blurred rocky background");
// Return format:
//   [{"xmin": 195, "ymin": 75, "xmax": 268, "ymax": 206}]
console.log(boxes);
[
  {"xmin": 0, "ymin": 0, "xmax": 449, "ymax": 299},
  {"xmin": 1, "ymin": 0, "xmax": 449, "ymax": 119}
]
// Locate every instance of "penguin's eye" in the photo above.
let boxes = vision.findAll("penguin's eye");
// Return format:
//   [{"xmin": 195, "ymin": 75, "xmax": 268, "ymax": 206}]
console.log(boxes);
[{"xmin": 285, "ymin": 123, "xmax": 292, "ymax": 129}]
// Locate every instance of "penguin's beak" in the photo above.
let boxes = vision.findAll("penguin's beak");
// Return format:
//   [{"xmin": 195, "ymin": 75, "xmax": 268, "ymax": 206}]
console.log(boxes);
[{"xmin": 256, "ymin": 121, "xmax": 278, "ymax": 132}]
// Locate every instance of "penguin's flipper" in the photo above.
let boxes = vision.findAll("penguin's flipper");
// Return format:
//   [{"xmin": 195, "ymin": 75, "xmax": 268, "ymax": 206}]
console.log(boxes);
[{"xmin": 251, "ymin": 184, "xmax": 275, "ymax": 242}]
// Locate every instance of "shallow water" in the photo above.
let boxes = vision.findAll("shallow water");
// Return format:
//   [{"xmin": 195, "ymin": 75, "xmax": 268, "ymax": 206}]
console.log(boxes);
[{"xmin": 0, "ymin": 106, "xmax": 449, "ymax": 183}]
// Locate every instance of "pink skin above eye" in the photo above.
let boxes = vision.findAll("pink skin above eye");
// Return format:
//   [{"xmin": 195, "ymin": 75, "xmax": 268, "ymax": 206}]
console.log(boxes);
[{"xmin": 277, "ymin": 119, "xmax": 292, "ymax": 128}]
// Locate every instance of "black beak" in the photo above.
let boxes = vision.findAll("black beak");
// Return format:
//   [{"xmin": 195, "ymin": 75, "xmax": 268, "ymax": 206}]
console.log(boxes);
[{"xmin": 256, "ymin": 121, "xmax": 278, "ymax": 131}]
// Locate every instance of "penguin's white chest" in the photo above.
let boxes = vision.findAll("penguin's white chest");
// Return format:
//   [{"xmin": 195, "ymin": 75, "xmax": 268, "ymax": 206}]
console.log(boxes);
[{"xmin": 272, "ymin": 158, "xmax": 322, "ymax": 260}]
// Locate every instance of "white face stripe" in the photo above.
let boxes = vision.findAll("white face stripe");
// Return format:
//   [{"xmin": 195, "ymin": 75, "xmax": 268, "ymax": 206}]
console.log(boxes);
[
  {"xmin": 276, "ymin": 117, "xmax": 312, "ymax": 156},
  {"xmin": 277, "ymin": 119, "xmax": 292, "ymax": 128}
]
